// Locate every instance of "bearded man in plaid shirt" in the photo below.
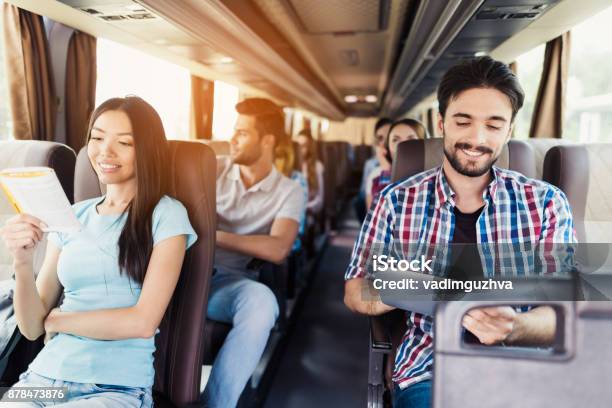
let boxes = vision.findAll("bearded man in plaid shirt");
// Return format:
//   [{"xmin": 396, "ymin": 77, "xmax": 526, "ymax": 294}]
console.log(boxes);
[{"xmin": 344, "ymin": 56, "xmax": 576, "ymax": 408}]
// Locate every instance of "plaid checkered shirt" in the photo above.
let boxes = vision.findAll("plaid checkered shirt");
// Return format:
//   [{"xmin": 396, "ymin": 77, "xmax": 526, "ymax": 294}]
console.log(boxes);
[{"xmin": 345, "ymin": 165, "xmax": 576, "ymax": 389}]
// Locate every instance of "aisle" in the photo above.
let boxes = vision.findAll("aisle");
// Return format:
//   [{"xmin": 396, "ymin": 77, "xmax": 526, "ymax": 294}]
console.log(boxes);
[{"xmin": 263, "ymin": 215, "xmax": 369, "ymax": 408}]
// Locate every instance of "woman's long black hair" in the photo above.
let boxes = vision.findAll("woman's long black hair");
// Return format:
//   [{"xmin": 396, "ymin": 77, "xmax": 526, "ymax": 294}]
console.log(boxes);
[{"xmin": 86, "ymin": 96, "xmax": 168, "ymax": 284}]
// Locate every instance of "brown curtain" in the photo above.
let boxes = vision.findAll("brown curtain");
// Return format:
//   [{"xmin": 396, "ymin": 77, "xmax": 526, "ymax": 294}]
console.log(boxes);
[
  {"xmin": 419, "ymin": 110, "xmax": 428, "ymax": 130},
  {"xmin": 65, "ymin": 31, "xmax": 96, "ymax": 152},
  {"xmin": 2, "ymin": 4, "xmax": 56, "ymax": 141},
  {"xmin": 529, "ymin": 32, "xmax": 571, "ymax": 138},
  {"xmin": 189, "ymin": 76, "xmax": 214, "ymax": 139},
  {"xmin": 284, "ymin": 109, "xmax": 294, "ymax": 138},
  {"xmin": 509, "ymin": 62, "xmax": 517, "ymax": 138},
  {"xmin": 427, "ymin": 108, "xmax": 437, "ymax": 138},
  {"xmin": 509, "ymin": 61, "xmax": 517, "ymax": 75}
]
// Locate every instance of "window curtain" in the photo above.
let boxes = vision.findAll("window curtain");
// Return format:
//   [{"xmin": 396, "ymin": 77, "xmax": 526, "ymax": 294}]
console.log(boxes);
[
  {"xmin": 427, "ymin": 108, "xmax": 437, "ymax": 138},
  {"xmin": 509, "ymin": 61, "xmax": 517, "ymax": 75},
  {"xmin": 2, "ymin": 4, "xmax": 56, "ymax": 141},
  {"xmin": 509, "ymin": 62, "xmax": 517, "ymax": 138},
  {"xmin": 189, "ymin": 75, "xmax": 214, "ymax": 139},
  {"xmin": 65, "ymin": 31, "xmax": 96, "ymax": 152},
  {"xmin": 529, "ymin": 32, "xmax": 571, "ymax": 138}
]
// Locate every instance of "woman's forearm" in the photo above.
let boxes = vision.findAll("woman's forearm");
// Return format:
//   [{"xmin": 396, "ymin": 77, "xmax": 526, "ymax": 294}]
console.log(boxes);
[
  {"xmin": 45, "ymin": 306, "xmax": 154, "ymax": 340},
  {"xmin": 13, "ymin": 262, "xmax": 49, "ymax": 340},
  {"xmin": 307, "ymin": 188, "xmax": 324, "ymax": 213}
]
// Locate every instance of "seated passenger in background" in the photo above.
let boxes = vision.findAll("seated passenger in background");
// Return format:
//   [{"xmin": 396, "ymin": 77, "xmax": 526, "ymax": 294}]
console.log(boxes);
[
  {"xmin": 344, "ymin": 57, "xmax": 576, "ymax": 408},
  {"xmin": 365, "ymin": 118, "xmax": 426, "ymax": 209},
  {"xmin": 0, "ymin": 96, "xmax": 196, "ymax": 407},
  {"xmin": 205, "ymin": 98, "xmax": 305, "ymax": 408},
  {"xmin": 275, "ymin": 131, "xmax": 308, "ymax": 252},
  {"xmin": 353, "ymin": 118, "xmax": 392, "ymax": 222},
  {"xmin": 296, "ymin": 129, "xmax": 325, "ymax": 215}
]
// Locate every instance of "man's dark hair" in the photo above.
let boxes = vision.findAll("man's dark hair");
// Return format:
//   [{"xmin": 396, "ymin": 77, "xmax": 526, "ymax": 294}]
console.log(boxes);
[
  {"xmin": 374, "ymin": 117, "xmax": 392, "ymax": 132},
  {"xmin": 235, "ymin": 98, "xmax": 285, "ymax": 144},
  {"xmin": 437, "ymin": 56, "xmax": 524, "ymax": 121}
]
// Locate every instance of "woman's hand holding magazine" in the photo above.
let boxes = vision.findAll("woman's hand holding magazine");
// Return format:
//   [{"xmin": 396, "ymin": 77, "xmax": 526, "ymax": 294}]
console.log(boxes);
[
  {"xmin": 0, "ymin": 213, "xmax": 46, "ymax": 267},
  {"xmin": 0, "ymin": 167, "xmax": 80, "ymax": 234}
]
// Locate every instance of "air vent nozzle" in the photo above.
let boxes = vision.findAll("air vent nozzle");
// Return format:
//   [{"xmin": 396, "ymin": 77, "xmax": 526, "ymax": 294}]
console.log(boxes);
[
  {"xmin": 477, "ymin": 5, "xmax": 545, "ymax": 20},
  {"xmin": 508, "ymin": 12, "xmax": 539, "ymax": 19},
  {"xmin": 127, "ymin": 13, "xmax": 156, "ymax": 20},
  {"xmin": 81, "ymin": 8, "xmax": 100, "ymax": 15},
  {"xmin": 100, "ymin": 15, "xmax": 126, "ymax": 21}
]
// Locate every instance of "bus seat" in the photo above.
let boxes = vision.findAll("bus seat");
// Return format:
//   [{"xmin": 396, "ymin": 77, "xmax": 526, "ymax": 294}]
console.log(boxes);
[
  {"xmin": 74, "ymin": 140, "xmax": 217, "ymax": 407},
  {"xmin": 330, "ymin": 141, "xmax": 351, "ymax": 197},
  {"xmin": 0, "ymin": 140, "xmax": 76, "ymax": 386},
  {"xmin": 543, "ymin": 143, "xmax": 612, "ymax": 243},
  {"xmin": 201, "ymin": 321, "xmax": 231, "ymax": 365},
  {"xmin": 392, "ymin": 138, "xmax": 537, "ymax": 182},
  {"xmin": 0, "ymin": 140, "xmax": 76, "ymax": 203},
  {"xmin": 353, "ymin": 144, "xmax": 373, "ymax": 173},
  {"xmin": 433, "ymin": 301, "xmax": 612, "ymax": 408},
  {"xmin": 524, "ymin": 138, "xmax": 572, "ymax": 180},
  {"xmin": 321, "ymin": 142, "xmax": 339, "ymax": 230}
]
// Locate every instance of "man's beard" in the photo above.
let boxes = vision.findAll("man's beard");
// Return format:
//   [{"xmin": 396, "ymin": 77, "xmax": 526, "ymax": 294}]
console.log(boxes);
[
  {"xmin": 232, "ymin": 146, "xmax": 261, "ymax": 166},
  {"xmin": 443, "ymin": 138, "xmax": 499, "ymax": 178}
]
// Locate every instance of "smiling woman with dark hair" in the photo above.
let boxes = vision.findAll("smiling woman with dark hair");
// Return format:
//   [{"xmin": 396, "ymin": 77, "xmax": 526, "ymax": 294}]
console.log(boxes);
[{"xmin": 0, "ymin": 96, "xmax": 197, "ymax": 407}]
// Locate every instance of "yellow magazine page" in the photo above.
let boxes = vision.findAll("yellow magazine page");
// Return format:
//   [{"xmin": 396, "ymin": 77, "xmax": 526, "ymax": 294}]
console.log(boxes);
[{"xmin": 0, "ymin": 167, "xmax": 80, "ymax": 233}]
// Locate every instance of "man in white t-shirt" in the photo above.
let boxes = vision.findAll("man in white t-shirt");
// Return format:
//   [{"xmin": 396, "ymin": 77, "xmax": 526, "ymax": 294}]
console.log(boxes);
[{"xmin": 202, "ymin": 98, "xmax": 305, "ymax": 408}]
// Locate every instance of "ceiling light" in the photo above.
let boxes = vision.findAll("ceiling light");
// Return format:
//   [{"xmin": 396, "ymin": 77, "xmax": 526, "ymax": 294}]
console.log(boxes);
[
  {"xmin": 474, "ymin": 51, "xmax": 487, "ymax": 57},
  {"xmin": 219, "ymin": 56, "xmax": 234, "ymax": 64},
  {"xmin": 344, "ymin": 95, "xmax": 358, "ymax": 103},
  {"xmin": 365, "ymin": 95, "xmax": 378, "ymax": 103}
]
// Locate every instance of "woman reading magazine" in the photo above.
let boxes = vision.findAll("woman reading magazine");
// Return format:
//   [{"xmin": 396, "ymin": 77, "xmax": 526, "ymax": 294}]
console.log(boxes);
[{"xmin": 0, "ymin": 96, "xmax": 197, "ymax": 407}]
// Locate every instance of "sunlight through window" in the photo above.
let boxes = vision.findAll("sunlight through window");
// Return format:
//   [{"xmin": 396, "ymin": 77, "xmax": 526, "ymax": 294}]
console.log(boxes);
[
  {"xmin": 565, "ymin": 5, "xmax": 612, "ymax": 142},
  {"xmin": 96, "ymin": 39, "xmax": 190, "ymax": 140},
  {"xmin": 514, "ymin": 45, "xmax": 545, "ymax": 139},
  {"xmin": 212, "ymin": 80, "xmax": 239, "ymax": 140}
]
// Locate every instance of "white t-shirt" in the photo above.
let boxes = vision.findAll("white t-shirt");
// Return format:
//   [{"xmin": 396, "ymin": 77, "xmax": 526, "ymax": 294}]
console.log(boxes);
[{"xmin": 215, "ymin": 156, "xmax": 305, "ymax": 275}]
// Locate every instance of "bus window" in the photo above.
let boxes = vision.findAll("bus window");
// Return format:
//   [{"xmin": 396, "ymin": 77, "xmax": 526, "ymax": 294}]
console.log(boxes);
[
  {"xmin": 0, "ymin": 16, "xmax": 12, "ymax": 140},
  {"xmin": 513, "ymin": 45, "xmax": 545, "ymax": 140},
  {"xmin": 95, "ymin": 38, "xmax": 190, "ymax": 140},
  {"xmin": 212, "ymin": 80, "xmax": 239, "ymax": 140},
  {"xmin": 565, "ymin": 5, "xmax": 612, "ymax": 143}
]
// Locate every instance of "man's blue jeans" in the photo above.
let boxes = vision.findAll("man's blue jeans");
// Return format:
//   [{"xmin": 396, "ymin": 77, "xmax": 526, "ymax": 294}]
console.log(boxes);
[
  {"xmin": 202, "ymin": 272, "xmax": 279, "ymax": 408},
  {"xmin": 394, "ymin": 380, "xmax": 432, "ymax": 408}
]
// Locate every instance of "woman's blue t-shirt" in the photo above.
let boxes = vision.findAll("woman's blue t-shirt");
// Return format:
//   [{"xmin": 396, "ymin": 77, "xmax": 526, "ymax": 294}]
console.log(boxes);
[{"xmin": 28, "ymin": 195, "xmax": 197, "ymax": 388}]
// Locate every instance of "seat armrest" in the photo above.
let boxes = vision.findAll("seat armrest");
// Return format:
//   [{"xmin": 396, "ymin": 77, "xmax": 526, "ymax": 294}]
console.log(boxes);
[
  {"xmin": 370, "ymin": 315, "xmax": 393, "ymax": 351},
  {"xmin": 368, "ymin": 317, "xmax": 390, "ymax": 391}
]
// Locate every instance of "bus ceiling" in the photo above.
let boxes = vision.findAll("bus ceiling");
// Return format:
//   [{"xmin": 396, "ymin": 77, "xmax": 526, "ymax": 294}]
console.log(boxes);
[{"xmin": 15, "ymin": 0, "xmax": 609, "ymax": 119}]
